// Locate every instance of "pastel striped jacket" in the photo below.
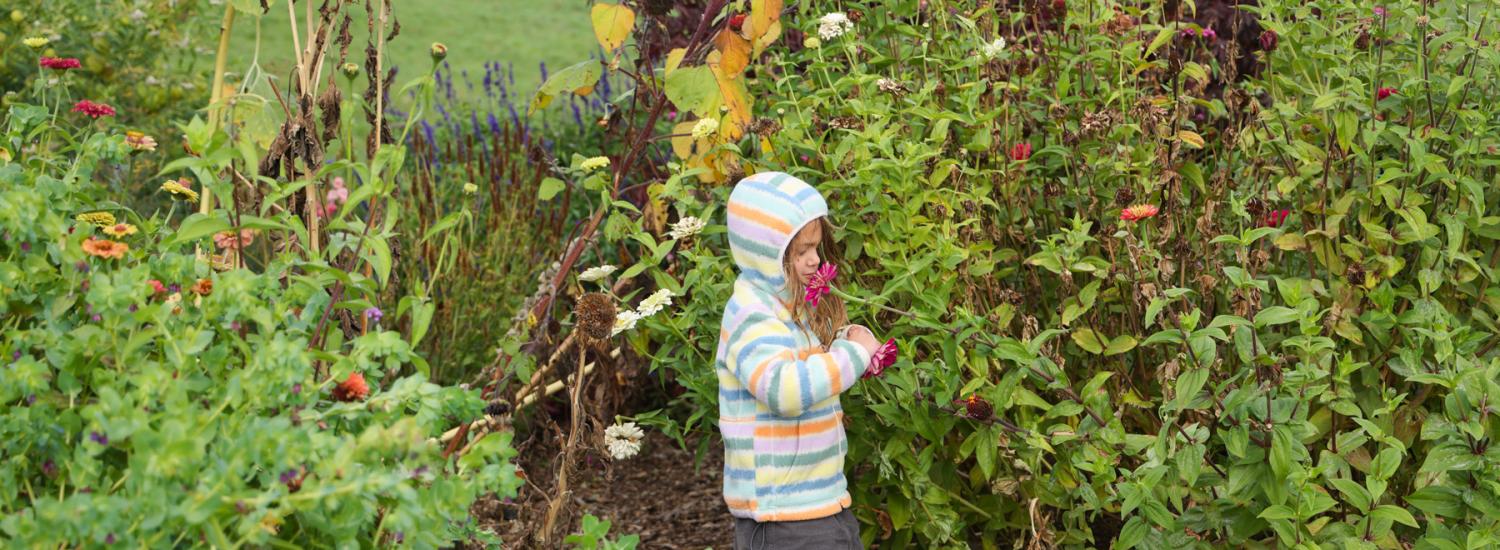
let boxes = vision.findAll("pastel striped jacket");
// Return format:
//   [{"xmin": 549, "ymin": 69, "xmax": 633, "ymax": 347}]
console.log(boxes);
[{"xmin": 717, "ymin": 171, "xmax": 873, "ymax": 522}]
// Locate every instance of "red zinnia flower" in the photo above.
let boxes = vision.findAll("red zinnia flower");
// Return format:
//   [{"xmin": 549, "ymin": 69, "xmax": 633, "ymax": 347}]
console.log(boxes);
[
  {"xmin": 332, "ymin": 371, "xmax": 369, "ymax": 402},
  {"xmin": 1259, "ymin": 30, "xmax": 1278, "ymax": 52},
  {"xmin": 72, "ymin": 100, "xmax": 116, "ymax": 119},
  {"xmin": 1376, "ymin": 87, "xmax": 1397, "ymax": 101},
  {"xmin": 147, "ymin": 279, "xmax": 166, "ymax": 294},
  {"xmin": 1120, "ymin": 204, "xmax": 1160, "ymax": 222},
  {"xmin": 728, "ymin": 13, "xmax": 747, "ymax": 32},
  {"xmin": 1263, "ymin": 209, "xmax": 1291, "ymax": 228},
  {"xmin": 39, "ymin": 57, "xmax": 81, "ymax": 70},
  {"xmin": 803, "ymin": 263, "xmax": 837, "ymax": 308},
  {"xmin": 863, "ymin": 338, "xmax": 899, "ymax": 379},
  {"xmin": 1009, "ymin": 142, "xmax": 1033, "ymax": 162}
]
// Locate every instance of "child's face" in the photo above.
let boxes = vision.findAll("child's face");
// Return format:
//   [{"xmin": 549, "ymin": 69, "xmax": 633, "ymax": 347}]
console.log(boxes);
[{"xmin": 788, "ymin": 220, "xmax": 823, "ymax": 283}]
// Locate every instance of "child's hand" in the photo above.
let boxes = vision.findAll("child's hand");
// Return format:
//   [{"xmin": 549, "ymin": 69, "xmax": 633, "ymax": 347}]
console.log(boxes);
[{"xmin": 844, "ymin": 325, "xmax": 881, "ymax": 356}]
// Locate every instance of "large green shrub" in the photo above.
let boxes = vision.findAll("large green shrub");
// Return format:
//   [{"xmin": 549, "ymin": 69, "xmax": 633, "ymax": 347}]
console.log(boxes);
[
  {"xmin": 532, "ymin": 0, "xmax": 1500, "ymax": 548},
  {"xmin": 0, "ymin": 28, "xmax": 520, "ymax": 550}
]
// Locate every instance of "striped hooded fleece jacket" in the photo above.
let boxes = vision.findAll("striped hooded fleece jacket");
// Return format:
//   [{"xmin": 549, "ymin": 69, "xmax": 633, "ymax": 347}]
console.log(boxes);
[{"xmin": 717, "ymin": 171, "xmax": 874, "ymax": 522}]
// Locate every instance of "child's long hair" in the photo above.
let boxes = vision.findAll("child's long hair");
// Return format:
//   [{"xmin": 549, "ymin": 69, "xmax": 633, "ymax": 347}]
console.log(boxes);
[{"xmin": 783, "ymin": 217, "xmax": 848, "ymax": 346}]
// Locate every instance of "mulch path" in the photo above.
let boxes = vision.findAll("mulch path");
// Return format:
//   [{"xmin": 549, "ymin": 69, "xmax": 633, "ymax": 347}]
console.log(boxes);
[{"xmin": 473, "ymin": 430, "xmax": 734, "ymax": 549}]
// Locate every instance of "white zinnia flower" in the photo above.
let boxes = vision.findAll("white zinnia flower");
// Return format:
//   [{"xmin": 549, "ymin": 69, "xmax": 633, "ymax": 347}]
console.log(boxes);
[
  {"xmin": 611, "ymin": 310, "xmax": 642, "ymax": 337},
  {"xmin": 818, "ymin": 12, "xmax": 854, "ymax": 40},
  {"xmin": 981, "ymin": 37, "xmax": 1007, "ymax": 59},
  {"xmin": 636, "ymin": 289, "xmax": 675, "ymax": 317},
  {"xmin": 579, "ymin": 265, "xmax": 617, "ymax": 282},
  {"xmin": 580, "ymin": 156, "xmax": 610, "ymax": 172},
  {"xmin": 604, "ymin": 422, "xmax": 645, "ymax": 460},
  {"xmin": 691, "ymin": 118, "xmax": 719, "ymax": 140},
  {"xmin": 667, "ymin": 216, "xmax": 706, "ymax": 240}
]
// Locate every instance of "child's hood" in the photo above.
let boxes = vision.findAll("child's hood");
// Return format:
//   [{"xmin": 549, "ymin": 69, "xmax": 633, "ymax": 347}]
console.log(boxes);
[{"xmin": 726, "ymin": 171, "xmax": 828, "ymax": 297}]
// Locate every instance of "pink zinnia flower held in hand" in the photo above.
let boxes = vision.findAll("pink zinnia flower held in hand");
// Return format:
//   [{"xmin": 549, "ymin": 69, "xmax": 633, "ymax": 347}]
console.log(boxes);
[
  {"xmin": 40, "ymin": 57, "xmax": 81, "ymax": 70},
  {"xmin": 863, "ymin": 338, "xmax": 898, "ymax": 379},
  {"xmin": 72, "ymin": 100, "xmax": 115, "ymax": 119},
  {"xmin": 803, "ymin": 263, "xmax": 837, "ymax": 308}
]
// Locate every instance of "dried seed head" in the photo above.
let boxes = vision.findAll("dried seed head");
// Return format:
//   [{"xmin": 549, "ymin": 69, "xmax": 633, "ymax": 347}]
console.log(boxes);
[
  {"xmin": 1114, "ymin": 187, "xmax": 1135, "ymax": 207},
  {"xmin": 576, "ymin": 292, "xmax": 617, "ymax": 342}
]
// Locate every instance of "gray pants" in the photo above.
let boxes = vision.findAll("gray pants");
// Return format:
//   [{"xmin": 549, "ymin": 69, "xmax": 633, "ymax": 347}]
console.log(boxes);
[{"xmin": 734, "ymin": 508, "xmax": 863, "ymax": 550}]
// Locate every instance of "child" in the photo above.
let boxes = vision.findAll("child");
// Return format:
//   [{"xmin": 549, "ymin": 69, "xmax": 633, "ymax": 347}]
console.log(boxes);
[{"xmin": 717, "ymin": 171, "xmax": 882, "ymax": 549}]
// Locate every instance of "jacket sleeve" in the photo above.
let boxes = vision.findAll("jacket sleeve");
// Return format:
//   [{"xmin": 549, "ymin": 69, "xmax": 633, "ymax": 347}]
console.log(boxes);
[{"xmin": 724, "ymin": 303, "xmax": 874, "ymax": 417}]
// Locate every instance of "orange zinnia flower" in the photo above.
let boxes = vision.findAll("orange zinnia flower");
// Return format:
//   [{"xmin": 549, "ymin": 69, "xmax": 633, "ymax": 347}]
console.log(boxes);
[
  {"xmin": 1120, "ymin": 204, "xmax": 1160, "ymax": 222},
  {"xmin": 332, "ymin": 372, "xmax": 370, "ymax": 402},
  {"xmin": 82, "ymin": 237, "xmax": 129, "ymax": 259}
]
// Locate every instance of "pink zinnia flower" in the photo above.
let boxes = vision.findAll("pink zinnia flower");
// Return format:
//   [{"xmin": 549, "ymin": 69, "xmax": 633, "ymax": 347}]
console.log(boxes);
[
  {"xmin": 803, "ymin": 263, "xmax": 837, "ymax": 308},
  {"xmin": 320, "ymin": 177, "xmax": 349, "ymax": 218},
  {"xmin": 212, "ymin": 229, "xmax": 256, "ymax": 250},
  {"xmin": 1120, "ymin": 204, "xmax": 1160, "ymax": 222},
  {"xmin": 39, "ymin": 57, "xmax": 81, "ymax": 70},
  {"xmin": 1009, "ymin": 142, "xmax": 1032, "ymax": 162},
  {"xmin": 1263, "ymin": 209, "xmax": 1291, "ymax": 228},
  {"xmin": 1376, "ymin": 87, "xmax": 1397, "ymax": 101},
  {"xmin": 148, "ymin": 279, "xmax": 166, "ymax": 294},
  {"xmin": 1201, "ymin": 27, "xmax": 1218, "ymax": 41},
  {"xmin": 863, "ymin": 338, "xmax": 898, "ymax": 379},
  {"xmin": 1373, "ymin": 7, "xmax": 1387, "ymax": 17},
  {"xmin": 72, "ymin": 100, "xmax": 116, "ymax": 119}
]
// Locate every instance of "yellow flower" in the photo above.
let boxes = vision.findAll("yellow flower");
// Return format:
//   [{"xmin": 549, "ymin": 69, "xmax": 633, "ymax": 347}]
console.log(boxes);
[
  {"xmin": 75, "ymin": 211, "xmax": 117, "ymax": 227},
  {"xmin": 102, "ymin": 223, "xmax": 138, "ymax": 237},
  {"xmin": 580, "ymin": 156, "xmax": 611, "ymax": 173},
  {"xmin": 463, "ymin": 182, "xmax": 478, "ymax": 194},
  {"xmin": 24, "ymin": 37, "xmax": 49, "ymax": 49},
  {"xmin": 160, "ymin": 180, "xmax": 199, "ymax": 202}
]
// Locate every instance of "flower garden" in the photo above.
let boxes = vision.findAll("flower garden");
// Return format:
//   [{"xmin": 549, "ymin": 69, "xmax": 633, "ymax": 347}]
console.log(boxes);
[{"xmin": 4, "ymin": 0, "xmax": 1500, "ymax": 548}]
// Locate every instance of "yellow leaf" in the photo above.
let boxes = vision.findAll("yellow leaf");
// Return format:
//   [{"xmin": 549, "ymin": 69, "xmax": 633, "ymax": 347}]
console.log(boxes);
[
  {"xmin": 1274, "ymin": 232, "xmax": 1306, "ymax": 251},
  {"xmin": 760, "ymin": 136, "xmax": 773, "ymax": 155},
  {"xmin": 670, "ymin": 121, "xmax": 700, "ymax": 159},
  {"xmin": 1177, "ymin": 130, "xmax": 1205, "ymax": 149},
  {"xmin": 713, "ymin": 28, "xmax": 751, "ymax": 77},
  {"xmin": 665, "ymin": 48, "xmax": 687, "ymax": 75},
  {"xmin": 590, "ymin": 3, "xmax": 636, "ymax": 53},
  {"xmin": 707, "ymin": 51, "xmax": 753, "ymax": 140},
  {"xmin": 752, "ymin": 20, "xmax": 782, "ymax": 58},
  {"xmin": 747, "ymin": 0, "xmax": 784, "ymax": 41}
]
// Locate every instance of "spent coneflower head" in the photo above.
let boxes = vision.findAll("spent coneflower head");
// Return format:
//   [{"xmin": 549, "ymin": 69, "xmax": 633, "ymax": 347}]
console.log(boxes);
[
  {"xmin": 804, "ymin": 263, "xmax": 837, "ymax": 308},
  {"xmin": 39, "ymin": 56, "xmax": 80, "ymax": 70},
  {"xmin": 81, "ymin": 237, "xmax": 128, "ymax": 259},
  {"xmin": 72, "ymin": 100, "xmax": 115, "ymax": 119},
  {"xmin": 576, "ymin": 292, "xmax": 617, "ymax": 343},
  {"xmin": 863, "ymin": 338, "xmax": 899, "ymax": 379},
  {"xmin": 956, "ymin": 394, "xmax": 993, "ymax": 421},
  {"xmin": 1120, "ymin": 204, "xmax": 1160, "ymax": 222},
  {"xmin": 332, "ymin": 371, "xmax": 369, "ymax": 402}
]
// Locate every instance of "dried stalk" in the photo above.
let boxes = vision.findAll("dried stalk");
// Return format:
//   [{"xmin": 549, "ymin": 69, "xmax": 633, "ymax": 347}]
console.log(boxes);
[
  {"xmin": 539, "ymin": 347, "xmax": 590, "ymax": 545},
  {"xmin": 199, "ymin": 4, "xmax": 237, "ymax": 216}
]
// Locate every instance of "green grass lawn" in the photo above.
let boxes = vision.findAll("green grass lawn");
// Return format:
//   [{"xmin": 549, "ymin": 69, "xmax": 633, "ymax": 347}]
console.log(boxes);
[{"xmin": 222, "ymin": 0, "xmax": 597, "ymax": 103}]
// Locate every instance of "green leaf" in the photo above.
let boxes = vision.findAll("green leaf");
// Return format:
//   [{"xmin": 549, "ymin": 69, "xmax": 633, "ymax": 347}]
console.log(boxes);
[
  {"xmin": 1254, "ymin": 306, "xmax": 1302, "ymax": 327},
  {"xmin": 164, "ymin": 213, "xmax": 230, "ymax": 247},
  {"xmin": 1420, "ymin": 443, "xmax": 1483, "ymax": 473},
  {"xmin": 1259, "ymin": 504, "xmax": 1296, "ymax": 521},
  {"xmin": 1371, "ymin": 505, "xmax": 1418, "ymax": 528},
  {"xmin": 1071, "ymin": 328, "xmax": 1106, "ymax": 354},
  {"xmin": 1406, "ymin": 485, "xmax": 1464, "ymax": 518},
  {"xmin": 1270, "ymin": 425, "xmax": 1297, "ymax": 479},
  {"xmin": 1329, "ymin": 477, "xmax": 1371, "ymax": 511},
  {"xmin": 1172, "ymin": 367, "xmax": 1209, "ymax": 411},
  {"xmin": 665, "ymin": 66, "xmax": 721, "ymax": 118},
  {"xmin": 530, "ymin": 60, "xmax": 603, "ymax": 114},
  {"xmin": 1105, "ymin": 335, "xmax": 1138, "ymax": 356},
  {"xmin": 1116, "ymin": 515, "xmax": 1151, "ymax": 550},
  {"xmin": 539, "ymin": 178, "xmax": 567, "ymax": 201}
]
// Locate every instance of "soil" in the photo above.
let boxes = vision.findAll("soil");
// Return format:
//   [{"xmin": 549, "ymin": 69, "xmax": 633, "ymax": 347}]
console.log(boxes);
[{"xmin": 473, "ymin": 430, "xmax": 734, "ymax": 549}]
